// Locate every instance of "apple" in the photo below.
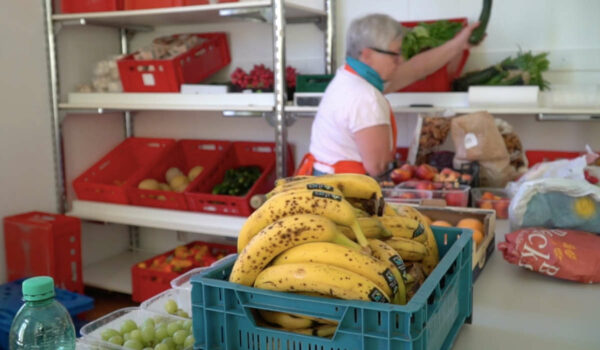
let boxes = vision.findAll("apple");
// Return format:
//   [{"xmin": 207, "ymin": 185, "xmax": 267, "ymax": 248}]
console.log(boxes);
[
  {"xmin": 400, "ymin": 163, "xmax": 416, "ymax": 177},
  {"xmin": 398, "ymin": 192, "xmax": 418, "ymax": 201},
  {"xmin": 390, "ymin": 168, "xmax": 412, "ymax": 184},
  {"xmin": 415, "ymin": 164, "xmax": 438, "ymax": 181},
  {"xmin": 445, "ymin": 192, "xmax": 465, "ymax": 206}
]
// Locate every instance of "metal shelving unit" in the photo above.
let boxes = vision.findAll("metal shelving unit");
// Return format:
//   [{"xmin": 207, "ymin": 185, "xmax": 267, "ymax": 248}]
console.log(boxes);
[{"xmin": 43, "ymin": 0, "xmax": 335, "ymax": 293}]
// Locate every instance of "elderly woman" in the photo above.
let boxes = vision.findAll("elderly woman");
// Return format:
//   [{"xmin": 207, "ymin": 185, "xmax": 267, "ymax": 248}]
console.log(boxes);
[{"xmin": 297, "ymin": 14, "xmax": 479, "ymax": 177}]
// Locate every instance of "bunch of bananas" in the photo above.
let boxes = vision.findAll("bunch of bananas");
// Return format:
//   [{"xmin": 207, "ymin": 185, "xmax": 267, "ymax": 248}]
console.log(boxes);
[{"xmin": 229, "ymin": 174, "xmax": 439, "ymax": 337}]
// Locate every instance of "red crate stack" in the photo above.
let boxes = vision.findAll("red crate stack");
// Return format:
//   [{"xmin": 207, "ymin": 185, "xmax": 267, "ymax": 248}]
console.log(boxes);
[
  {"xmin": 73, "ymin": 138, "xmax": 175, "ymax": 204},
  {"xmin": 399, "ymin": 18, "xmax": 469, "ymax": 92},
  {"xmin": 61, "ymin": 0, "xmax": 123, "ymax": 13},
  {"xmin": 124, "ymin": 0, "xmax": 184, "ymax": 10},
  {"xmin": 127, "ymin": 139, "xmax": 232, "ymax": 211},
  {"xmin": 117, "ymin": 33, "xmax": 231, "ymax": 92},
  {"xmin": 185, "ymin": 142, "xmax": 294, "ymax": 217},
  {"xmin": 3, "ymin": 212, "xmax": 83, "ymax": 293},
  {"xmin": 131, "ymin": 241, "xmax": 236, "ymax": 302}
]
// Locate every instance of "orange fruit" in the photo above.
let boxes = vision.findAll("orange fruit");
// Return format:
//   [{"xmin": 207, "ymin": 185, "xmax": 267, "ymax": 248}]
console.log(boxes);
[
  {"xmin": 456, "ymin": 218, "xmax": 483, "ymax": 232},
  {"xmin": 472, "ymin": 229, "xmax": 484, "ymax": 245},
  {"xmin": 431, "ymin": 220, "xmax": 452, "ymax": 227}
]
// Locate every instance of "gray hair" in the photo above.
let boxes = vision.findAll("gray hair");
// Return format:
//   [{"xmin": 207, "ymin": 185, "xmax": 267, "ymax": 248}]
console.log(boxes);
[{"xmin": 346, "ymin": 14, "xmax": 404, "ymax": 59}]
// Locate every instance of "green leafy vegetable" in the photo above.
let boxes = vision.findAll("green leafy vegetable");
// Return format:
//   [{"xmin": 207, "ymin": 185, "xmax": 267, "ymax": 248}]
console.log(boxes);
[{"xmin": 401, "ymin": 20, "xmax": 464, "ymax": 59}]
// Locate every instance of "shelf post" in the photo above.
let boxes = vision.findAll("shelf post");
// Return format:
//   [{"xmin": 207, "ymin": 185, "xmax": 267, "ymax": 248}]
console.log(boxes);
[
  {"xmin": 272, "ymin": 0, "xmax": 287, "ymax": 178},
  {"xmin": 325, "ymin": 0, "xmax": 336, "ymax": 74},
  {"xmin": 43, "ymin": 0, "xmax": 67, "ymax": 213},
  {"xmin": 120, "ymin": 28, "xmax": 134, "ymax": 138}
]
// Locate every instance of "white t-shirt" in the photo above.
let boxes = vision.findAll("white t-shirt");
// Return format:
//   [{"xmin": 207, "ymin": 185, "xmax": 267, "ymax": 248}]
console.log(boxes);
[{"xmin": 308, "ymin": 66, "xmax": 392, "ymax": 173}]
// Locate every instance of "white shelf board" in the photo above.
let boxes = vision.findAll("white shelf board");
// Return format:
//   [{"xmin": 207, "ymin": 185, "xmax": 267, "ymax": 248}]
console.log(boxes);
[
  {"xmin": 52, "ymin": 1, "xmax": 325, "ymax": 27},
  {"xmin": 67, "ymin": 200, "xmax": 245, "ymax": 238},
  {"xmin": 288, "ymin": 92, "xmax": 600, "ymax": 116},
  {"xmin": 60, "ymin": 92, "xmax": 274, "ymax": 112},
  {"xmin": 84, "ymin": 250, "xmax": 156, "ymax": 294}
]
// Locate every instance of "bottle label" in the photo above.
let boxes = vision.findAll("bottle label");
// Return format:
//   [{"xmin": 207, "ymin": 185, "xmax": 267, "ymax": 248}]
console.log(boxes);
[{"xmin": 313, "ymin": 191, "xmax": 342, "ymax": 201}]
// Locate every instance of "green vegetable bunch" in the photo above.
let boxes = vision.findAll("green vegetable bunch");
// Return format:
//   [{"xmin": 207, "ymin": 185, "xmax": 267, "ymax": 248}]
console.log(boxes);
[
  {"xmin": 401, "ymin": 20, "xmax": 464, "ymax": 59},
  {"xmin": 453, "ymin": 50, "xmax": 550, "ymax": 91},
  {"xmin": 212, "ymin": 166, "xmax": 262, "ymax": 196}
]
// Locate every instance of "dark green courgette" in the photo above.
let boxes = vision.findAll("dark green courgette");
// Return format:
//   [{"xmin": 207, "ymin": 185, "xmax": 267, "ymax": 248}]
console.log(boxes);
[
  {"xmin": 452, "ymin": 65, "xmax": 501, "ymax": 91},
  {"xmin": 469, "ymin": 0, "xmax": 492, "ymax": 44}
]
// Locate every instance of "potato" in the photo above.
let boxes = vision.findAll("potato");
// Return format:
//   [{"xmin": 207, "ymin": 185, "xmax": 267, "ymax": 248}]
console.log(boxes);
[
  {"xmin": 187, "ymin": 165, "xmax": 204, "ymax": 181},
  {"xmin": 138, "ymin": 179, "xmax": 160, "ymax": 191},
  {"xmin": 169, "ymin": 175, "xmax": 189, "ymax": 190},
  {"xmin": 158, "ymin": 183, "xmax": 171, "ymax": 191},
  {"xmin": 165, "ymin": 167, "xmax": 184, "ymax": 183}
]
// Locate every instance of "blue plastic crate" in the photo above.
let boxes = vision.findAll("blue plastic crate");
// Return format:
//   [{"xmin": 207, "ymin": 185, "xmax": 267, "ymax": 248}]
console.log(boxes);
[
  {"xmin": 191, "ymin": 227, "xmax": 473, "ymax": 350},
  {"xmin": 0, "ymin": 279, "xmax": 93, "ymax": 350}
]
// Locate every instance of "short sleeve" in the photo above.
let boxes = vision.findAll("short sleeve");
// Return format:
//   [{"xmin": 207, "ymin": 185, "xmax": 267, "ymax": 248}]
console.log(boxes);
[{"xmin": 346, "ymin": 92, "xmax": 390, "ymax": 133}]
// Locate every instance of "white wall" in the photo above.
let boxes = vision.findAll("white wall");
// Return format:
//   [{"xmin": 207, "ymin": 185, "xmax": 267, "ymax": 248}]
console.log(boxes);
[
  {"xmin": 0, "ymin": 3, "xmax": 58, "ymax": 283},
  {"xmin": 4, "ymin": 1, "xmax": 599, "ymax": 273}
]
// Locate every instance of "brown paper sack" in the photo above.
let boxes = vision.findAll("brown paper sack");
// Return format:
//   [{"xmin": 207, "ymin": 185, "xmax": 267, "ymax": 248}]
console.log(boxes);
[{"xmin": 451, "ymin": 111, "xmax": 515, "ymax": 187}]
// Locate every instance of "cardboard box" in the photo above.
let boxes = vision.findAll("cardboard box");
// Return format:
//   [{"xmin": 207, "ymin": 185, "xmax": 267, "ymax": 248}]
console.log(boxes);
[{"xmin": 390, "ymin": 203, "xmax": 496, "ymax": 282}]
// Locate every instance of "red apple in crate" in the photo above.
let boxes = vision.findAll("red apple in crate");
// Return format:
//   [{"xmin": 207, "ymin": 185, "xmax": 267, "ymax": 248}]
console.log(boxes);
[
  {"xmin": 399, "ymin": 192, "xmax": 418, "ymax": 200},
  {"xmin": 415, "ymin": 181, "xmax": 434, "ymax": 199},
  {"xmin": 415, "ymin": 164, "xmax": 438, "ymax": 181},
  {"xmin": 445, "ymin": 192, "xmax": 465, "ymax": 207},
  {"xmin": 390, "ymin": 168, "xmax": 412, "ymax": 184}
]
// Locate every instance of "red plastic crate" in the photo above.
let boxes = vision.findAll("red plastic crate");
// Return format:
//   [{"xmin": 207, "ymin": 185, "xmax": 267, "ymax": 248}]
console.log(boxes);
[
  {"xmin": 118, "ymin": 33, "xmax": 231, "ymax": 92},
  {"xmin": 131, "ymin": 241, "xmax": 236, "ymax": 302},
  {"xmin": 185, "ymin": 142, "xmax": 294, "ymax": 217},
  {"xmin": 185, "ymin": 0, "xmax": 239, "ymax": 5},
  {"xmin": 127, "ymin": 140, "xmax": 232, "ymax": 211},
  {"xmin": 526, "ymin": 150, "xmax": 583, "ymax": 167},
  {"xmin": 3, "ymin": 212, "xmax": 83, "ymax": 293},
  {"xmin": 124, "ymin": 0, "xmax": 183, "ymax": 10},
  {"xmin": 61, "ymin": 0, "xmax": 123, "ymax": 13},
  {"xmin": 73, "ymin": 138, "xmax": 176, "ymax": 204},
  {"xmin": 399, "ymin": 18, "xmax": 470, "ymax": 92}
]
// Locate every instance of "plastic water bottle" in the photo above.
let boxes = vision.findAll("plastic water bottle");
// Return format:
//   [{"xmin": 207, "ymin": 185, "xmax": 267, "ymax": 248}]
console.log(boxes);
[{"xmin": 9, "ymin": 276, "xmax": 76, "ymax": 350}]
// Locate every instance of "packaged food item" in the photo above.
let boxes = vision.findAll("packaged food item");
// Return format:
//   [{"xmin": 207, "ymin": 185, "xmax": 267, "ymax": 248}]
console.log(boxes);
[
  {"xmin": 408, "ymin": 115, "xmax": 452, "ymax": 165},
  {"xmin": 498, "ymin": 228, "xmax": 600, "ymax": 283},
  {"xmin": 451, "ymin": 111, "xmax": 515, "ymax": 187}
]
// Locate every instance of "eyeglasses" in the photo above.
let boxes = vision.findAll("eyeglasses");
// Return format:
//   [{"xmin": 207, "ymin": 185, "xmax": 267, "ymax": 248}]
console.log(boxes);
[{"xmin": 369, "ymin": 47, "xmax": 401, "ymax": 57}]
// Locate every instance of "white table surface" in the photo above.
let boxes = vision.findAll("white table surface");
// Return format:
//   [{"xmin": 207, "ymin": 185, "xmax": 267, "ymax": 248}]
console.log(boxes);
[{"xmin": 453, "ymin": 220, "xmax": 600, "ymax": 349}]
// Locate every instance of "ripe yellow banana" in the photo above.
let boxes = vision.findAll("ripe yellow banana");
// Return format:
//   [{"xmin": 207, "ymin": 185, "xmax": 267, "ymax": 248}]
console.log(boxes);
[
  {"xmin": 274, "ymin": 175, "xmax": 313, "ymax": 187},
  {"xmin": 289, "ymin": 324, "xmax": 337, "ymax": 337},
  {"xmin": 230, "ymin": 214, "xmax": 359, "ymax": 286},
  {"xmin": 271, "ymin": 242, "xmax": 402, "ymax": 304},
  {"xmin": 237, "ymin": 189, "xmax": 369, "ymax": 252},
  {"xmin": 368, "ymin": 239, "xmax": 409, "ymax": 288},
  {"xmin": 382, "ymin": 204, "xmax": 398, "ymax": 216},
  {"xmin": 393, "ymin": 205, "xmax": 440, "ymax": 275},
  {"xmin": 378, "ymin": 216, "xmax": 425, "ymax": 239},
  {"xmin": 254, "ymin": 263, "xmax": 390, "ymax": 303},
  {"xmin": 274, "ymin": 174, "xmax": 383, "ymax": 205},
  {"xmin": 386, "ymin": 237, "xmax": 428, "ymax": 261},
  {"xmin": 338, "ymin": 217, "xmax": 392, "ymax": 240},
  {"xmin": 267, "ymin": 182, "xmax": 344, "ymax": 199},
  {"xmin": 259, "ymin": 310, "xmax": 314, "ymax": 329}
]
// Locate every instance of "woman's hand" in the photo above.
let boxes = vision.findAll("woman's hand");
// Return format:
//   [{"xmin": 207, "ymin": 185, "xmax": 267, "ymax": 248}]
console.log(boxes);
[{"xmin": 451, "ymin": 22, "xmax": 483, "ymax": 50}]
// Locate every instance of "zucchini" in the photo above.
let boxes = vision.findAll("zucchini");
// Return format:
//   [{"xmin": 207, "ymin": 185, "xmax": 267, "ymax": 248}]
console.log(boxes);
[
  {"xmin": 469, "ymin": 0, "xmax": 492, "ymax": 44},
  {"xmin": 452, "ymin": 65, "xmax": 501, "ymax": 91}
]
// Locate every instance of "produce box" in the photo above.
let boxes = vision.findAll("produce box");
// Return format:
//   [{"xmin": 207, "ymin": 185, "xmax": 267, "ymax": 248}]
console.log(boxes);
[
  {"xmin": 471, "ymin": 187, "xmax": 510, "ymax": 219},
  {"xmin": 399, "ymin": 18, "xmax": 469, "ymax": 92},
  {"xmin": 118, "ymin": 33, "xmax": 230, "ymax": 92},
  {"xmin": 73, "ymin": 138, "xmax": 175, "ymax": 204},
  {"xmin": 191, "ymin": 226, "xmax": 472, "ymax": 350},
  {"xmin": 404, "ymin": 204, "xmax": 496, "ymax": 282},
  {"xmin": 61, "ymin": 0, "xmax": 123, "ymax": 13},
  {"xmin": 131, "ymin": 241, "xmax": 235, "ymax": 303},
  {"xmin": 384, "ymin": 181, "xmax": 471, "ymax": 207},
  {"xmin": 185, "ymin": 142, "xmax": 294, "ymax": 217},
  {"xmin": 141, "ymin": 288, "xmax": 191, "ymax": 318},
  {"xmin": 170, "ymin": 254, "xmax": 236, "ymax": 291},
  {"xmin": 3, "ymin": 212, "xmax": 83, "ymax": 293},
  {"xmin": 127, "ymin": 140, "xmax": 231, "ymax": 211},
  {"xmin": 80, "ymin": 307, "xmax": 192, "ymax": 349}
]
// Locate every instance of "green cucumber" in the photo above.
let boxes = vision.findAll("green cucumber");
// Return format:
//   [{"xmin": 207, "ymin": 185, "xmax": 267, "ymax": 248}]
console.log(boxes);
[{"xmin": 469, "ymin": 0, "xmax": 492, "ymax": 44}]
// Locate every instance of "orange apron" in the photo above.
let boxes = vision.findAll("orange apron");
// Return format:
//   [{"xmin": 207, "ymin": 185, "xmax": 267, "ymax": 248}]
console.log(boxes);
[{"xmin": 296, "ymin": 64, "xmax": 398, "ymax": 175}]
